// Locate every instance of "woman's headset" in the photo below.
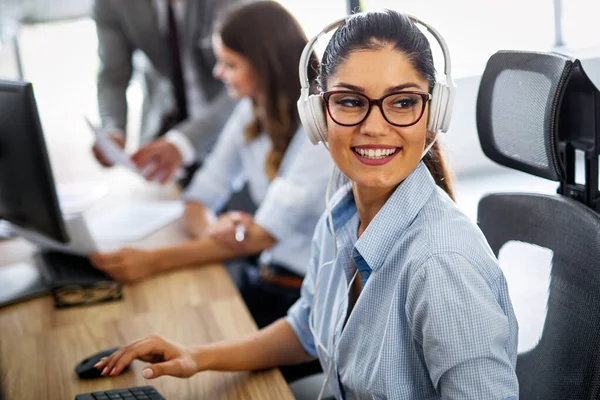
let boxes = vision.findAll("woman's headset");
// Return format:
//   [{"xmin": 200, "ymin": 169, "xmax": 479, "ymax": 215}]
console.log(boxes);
[{"xmin": 297, "ymin": 13, "xmax": 456, "ymax": 146}]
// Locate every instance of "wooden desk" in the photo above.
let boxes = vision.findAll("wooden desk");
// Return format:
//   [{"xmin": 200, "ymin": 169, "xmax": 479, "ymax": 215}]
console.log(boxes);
[{"xmin": 0, "ymin": 176, "xmax": 293, "ymax": 399}]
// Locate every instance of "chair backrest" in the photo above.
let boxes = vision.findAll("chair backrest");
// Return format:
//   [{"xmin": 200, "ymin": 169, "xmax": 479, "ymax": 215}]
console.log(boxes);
[
  {"xmin": 478, "ymin": 193, "xmax": 600, "ymax": 399},
  {"xmin": 476, "ymin": 51, "xmax": 600, "ymax": 399},
  {"xmin": 477, "ymin": 51, "xmax": 569, "ymax": 181}
]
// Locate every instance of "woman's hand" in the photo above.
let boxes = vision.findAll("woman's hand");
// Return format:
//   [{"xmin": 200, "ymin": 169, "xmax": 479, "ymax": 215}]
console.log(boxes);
[
  {"xmin": 205, "ymin": 211, "xmax": 254, "ymax": 251},
  {"xmin": 90, "ymin": 248, "xmax": 158, "ymax": 283},
  {"xmin": 94, "ymin": 335, "xmax": 200, "ymax": 379}
]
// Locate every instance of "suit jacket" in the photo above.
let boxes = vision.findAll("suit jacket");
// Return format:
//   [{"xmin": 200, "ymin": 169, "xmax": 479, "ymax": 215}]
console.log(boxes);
[{"xmin": 93, "ymin": 0, "xmax": 239, "ymax": 160}]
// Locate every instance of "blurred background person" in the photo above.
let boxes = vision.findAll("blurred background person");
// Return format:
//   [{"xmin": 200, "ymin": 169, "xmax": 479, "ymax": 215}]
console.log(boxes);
[
  {"xmin": 91, "ymin": 0, "xmax": 331, "ymax": 336},
  {"xmin": 92, "ymin": 0, "xmax": 242, "ymax": 185}
]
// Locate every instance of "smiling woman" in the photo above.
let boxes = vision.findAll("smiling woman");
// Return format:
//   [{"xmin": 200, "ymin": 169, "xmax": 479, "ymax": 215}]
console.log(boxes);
[
  {"xmin": 318, "ymin": 20, "xmax": 454, "ymax": 199},
  {"xmin": 94, "ymin": 10, "xmax": 519, "ymax": 400}
]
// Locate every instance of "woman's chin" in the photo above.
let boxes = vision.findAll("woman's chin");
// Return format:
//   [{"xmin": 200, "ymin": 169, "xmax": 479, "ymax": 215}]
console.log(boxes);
[
  {"xmin": 225, "ymin": 87, "xmax": 242, "ymax": 99},
  {"xmin": 351, "ymin": 175, "xmax": 401, "ymax": 191}
]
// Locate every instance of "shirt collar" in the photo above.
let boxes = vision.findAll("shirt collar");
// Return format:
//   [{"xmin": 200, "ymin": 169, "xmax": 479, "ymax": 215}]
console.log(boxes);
[{"xmin": 329, "ymin": 162, "xmax": 437, "ymax": 273}]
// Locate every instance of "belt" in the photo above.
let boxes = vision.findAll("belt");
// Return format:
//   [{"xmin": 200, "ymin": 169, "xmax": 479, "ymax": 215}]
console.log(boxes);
[{"xmin": 258, "ymin": 264, "xmax": 304, "ymax": 290}]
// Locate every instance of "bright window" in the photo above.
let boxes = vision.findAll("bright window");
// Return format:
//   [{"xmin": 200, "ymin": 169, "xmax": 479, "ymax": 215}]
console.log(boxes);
[
  {"xmin": 360, "ymin": 0, "xmax": 555, "ymax": 76},
  {"xmin": 275, "ymin": 0, "xmax": 347, "ymax": 38}
]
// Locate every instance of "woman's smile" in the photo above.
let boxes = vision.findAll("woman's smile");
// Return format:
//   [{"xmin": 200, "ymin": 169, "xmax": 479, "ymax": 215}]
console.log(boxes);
[{"xmin": 351, "ymin": 145, "xmax": 402, "ymax": 166}]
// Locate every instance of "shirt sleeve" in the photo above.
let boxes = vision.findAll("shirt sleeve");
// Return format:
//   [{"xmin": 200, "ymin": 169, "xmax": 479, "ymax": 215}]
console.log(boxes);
[
  {"xmin": 164, "ymin": 129, "xmax": 196, "ymax": 166},
  {"xmin": 285, "ymin": 217, "xmax": 326, "ymax": 358},
  {"xmin": 93, "ymin": 0, "xmax": 133, "ymax": 135},
  {"xmin": 405, "ymin": 253, "xmax": 519, "ymax": 400},
  {"xmin": 254, "ymin": 134, "xmax": 332, "ymax": 241},
  {"xmin": 181, "ymin": 100, "xmax": 251, "ymax": 210}
]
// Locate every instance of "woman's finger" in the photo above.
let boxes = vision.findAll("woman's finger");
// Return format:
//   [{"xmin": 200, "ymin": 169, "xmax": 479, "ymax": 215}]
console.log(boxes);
[
  {"xmin": 99, "ymin": 337, "xmax": 150, "ymax": 376},
  {"xmin": 109, "ymin": 338, "xmax": 164, "ymax": 376}
]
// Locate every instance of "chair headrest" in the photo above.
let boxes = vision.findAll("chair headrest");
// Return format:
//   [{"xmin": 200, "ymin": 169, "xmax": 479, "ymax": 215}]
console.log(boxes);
[{"xmin": 476, "ymin": 51, "xmax": 575, "ymax": 181}]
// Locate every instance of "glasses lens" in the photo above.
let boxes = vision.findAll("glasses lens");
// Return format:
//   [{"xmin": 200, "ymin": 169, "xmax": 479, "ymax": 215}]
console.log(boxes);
[
  {"xmin": 326, "ymin": 92, "xmax": 369, "ymax": 125},
  {"xmin": 55, "ymin": 286, "xmax": 85, "ymax": 304},
  {"xmin": 382, "ymin": 93, "xmax": 425, "ymax": 126}
]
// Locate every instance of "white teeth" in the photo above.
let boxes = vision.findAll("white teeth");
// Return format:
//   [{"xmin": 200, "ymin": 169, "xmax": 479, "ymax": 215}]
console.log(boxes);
[{"xmin": 354, "ymin": 147, "xmax": 398, "ymax": 159}]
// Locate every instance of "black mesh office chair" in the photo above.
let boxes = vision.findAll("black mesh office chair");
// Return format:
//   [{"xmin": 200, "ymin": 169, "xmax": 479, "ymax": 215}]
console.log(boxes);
[{"xmin": 476, "ymin": 50, "xmax": 600, "ymax": 399}]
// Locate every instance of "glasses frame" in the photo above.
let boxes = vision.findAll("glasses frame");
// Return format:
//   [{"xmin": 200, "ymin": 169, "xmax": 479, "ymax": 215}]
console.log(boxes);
[
  {"xmin": 321, "ymin": 90, "xmax": 432, "ymax": 127},
  {"xmin": 52, "ymin": 281, "xmax": 122, "ymax": 308}
]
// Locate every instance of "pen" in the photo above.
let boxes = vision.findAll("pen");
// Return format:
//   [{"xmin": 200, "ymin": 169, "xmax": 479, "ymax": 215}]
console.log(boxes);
[{"xmin": 234, "ymin": 223, "xmax": 246, "ymax": 242}]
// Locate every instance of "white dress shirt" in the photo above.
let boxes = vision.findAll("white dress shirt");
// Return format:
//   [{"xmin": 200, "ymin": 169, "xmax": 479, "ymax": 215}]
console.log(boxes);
[{"xmin": 183, "ymin": 99, "xmax": 334, "ymax": 275}]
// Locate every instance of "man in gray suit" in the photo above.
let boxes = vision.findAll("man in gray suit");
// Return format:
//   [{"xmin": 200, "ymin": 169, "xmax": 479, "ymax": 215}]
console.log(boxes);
[{"xmin": 92, "ymin": 0, "xmax": 240, "ymax": 183}]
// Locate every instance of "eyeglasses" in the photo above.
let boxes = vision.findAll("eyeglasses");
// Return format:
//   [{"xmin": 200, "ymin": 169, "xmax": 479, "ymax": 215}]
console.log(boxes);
[
  {"xmin": 322, "ymin": 90, "xmax": 431, "ymax": 127},
  {"xmin": 52, "ymin": 281, "xmax": 122, "ymax": 308}
]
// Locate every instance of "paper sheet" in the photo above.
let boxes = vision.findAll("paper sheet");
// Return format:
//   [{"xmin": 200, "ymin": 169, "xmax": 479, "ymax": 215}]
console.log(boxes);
[
  {"xmin": 84, "ymin": 116, "xmax": 140, "ymax": 174},
  {"xmin": 86, "ymin": 200, "xmax": 184, "ymax": 244},
  {"xmin": 56, "ymin": 182, "xmax": 109, "ymax": 214}
]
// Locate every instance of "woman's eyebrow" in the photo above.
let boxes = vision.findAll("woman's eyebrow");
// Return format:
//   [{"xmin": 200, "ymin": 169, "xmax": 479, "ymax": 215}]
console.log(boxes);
[
  {"xmin": 330, "ymin": 82, "xmax": 364, "ymax": 92},
  {"xmin": 384, "ymin": 82, "xmax": 424, "ymax": 93},
  {"xmin": 329, "ymin": 82, "xmax": 426, "ymax": 93}
]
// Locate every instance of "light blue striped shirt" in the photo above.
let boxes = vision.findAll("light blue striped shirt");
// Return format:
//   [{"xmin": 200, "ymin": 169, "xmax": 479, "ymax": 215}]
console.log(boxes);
[
  {"xmin": 286, "ymin": 162, "xmax": 519, "ymax": 399},
  {"xmin": 183, "ymin": 99, "xmax": 332, "ymax": 275}
]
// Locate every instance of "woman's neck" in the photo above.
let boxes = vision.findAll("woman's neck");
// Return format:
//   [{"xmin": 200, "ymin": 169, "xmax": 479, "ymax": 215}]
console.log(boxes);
[{"xmin": 353, "ymin": 184, "xmax": 398, "ymax": 237}]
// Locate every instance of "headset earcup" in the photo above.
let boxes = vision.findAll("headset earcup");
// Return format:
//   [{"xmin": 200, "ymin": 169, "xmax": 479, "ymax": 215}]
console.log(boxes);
[
  {"xmin": 427, "ymin": 82, "xmax": 453, "ymax": 133},
  {"xmin": 298, "ymin": 93, "xmax": 328, "ymax": 145},
  {"xmin": 298, "ymin": 94, "xmax": 321, "ymax": 145},
  {"xmin": 427, "ymin": 83, "xmax": 441, "ymax": 133},
  {"xmin": 439, "ymin": 84, "xmax": 454, "ymax": 132},
  {"xmin": 308, "ymin": 94, "xmax": 328, "ymax": 144}
]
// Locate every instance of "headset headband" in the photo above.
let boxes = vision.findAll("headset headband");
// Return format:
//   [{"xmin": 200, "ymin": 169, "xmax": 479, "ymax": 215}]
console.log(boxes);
[{"xmin": 298, "ymin": 13, "xmax": 453, "ymax": 91}]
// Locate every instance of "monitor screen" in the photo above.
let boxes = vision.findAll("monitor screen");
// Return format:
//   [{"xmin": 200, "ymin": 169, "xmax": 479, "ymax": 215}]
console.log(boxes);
[{"xmin": 0, "ymin": 81, "xmax": 68, "ymax": 243}]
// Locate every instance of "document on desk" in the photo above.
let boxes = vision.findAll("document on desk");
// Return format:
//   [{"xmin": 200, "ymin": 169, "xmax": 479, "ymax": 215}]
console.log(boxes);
[
  {"xmin": 87, "ymin": 200, "xmax": 185, "ymax": 245},
  {"xmin": 84, "ymin": 116, "xmax": 139, "ymax": 174}
]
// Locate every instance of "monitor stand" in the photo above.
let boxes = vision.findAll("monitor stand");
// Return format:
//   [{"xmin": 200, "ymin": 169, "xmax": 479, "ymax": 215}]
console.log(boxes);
[
  {"xmin": 0, "ymin": 250, "xmax": 109, "ymax": 308},
  {"xmin": 0, "ymin": 213, "xmax": 103, "ymax": 308}
]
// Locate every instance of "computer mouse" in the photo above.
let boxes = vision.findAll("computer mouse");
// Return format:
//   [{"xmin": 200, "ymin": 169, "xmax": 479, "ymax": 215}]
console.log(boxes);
[{"xmin": 75, "ymin": 346, "xmax": 130, "ymax": 379}]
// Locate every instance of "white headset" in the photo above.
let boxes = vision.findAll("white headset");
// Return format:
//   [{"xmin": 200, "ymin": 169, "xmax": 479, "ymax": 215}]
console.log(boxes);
[{"xmin": 297, "ymin": 12, "xmax": 456, "ymax": 146}]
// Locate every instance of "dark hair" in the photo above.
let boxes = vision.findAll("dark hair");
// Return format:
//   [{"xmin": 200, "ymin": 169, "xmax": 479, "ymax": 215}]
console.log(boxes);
[
  {"xmin": 216, "ymin": 1, "xmax": 317, "ymax": 180},
  {"xmin": 319, "ymin": 10, "xmax": 454, "ymax": 200}
]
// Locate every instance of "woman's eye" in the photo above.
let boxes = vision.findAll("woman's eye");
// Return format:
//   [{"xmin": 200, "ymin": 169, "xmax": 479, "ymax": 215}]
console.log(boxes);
[
  {"xmin": 335, "ymin": 97, "xmax": 365, "ymax": 108},
  {"xmin": 392, "ymin": 98, "xmax": 417, "ymax": 108}
]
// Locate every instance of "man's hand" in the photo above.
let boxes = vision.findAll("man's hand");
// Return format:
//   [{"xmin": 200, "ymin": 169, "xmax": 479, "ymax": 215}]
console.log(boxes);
[
  {"xmin": 92, "ymin": 132, "xmax": 125, "ymax": 167},
  {"xmin": 132, "ymin": 139, "xmax": 183, "ymax": 184},
  {"xmin": 89, "ymin": 248, "xmax": 158, "ymax": 283}
]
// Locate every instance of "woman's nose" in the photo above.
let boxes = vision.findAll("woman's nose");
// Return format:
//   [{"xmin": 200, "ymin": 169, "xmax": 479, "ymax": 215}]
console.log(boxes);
[{"xmin": 360, "ymin": 104, "xmax": 391, "ymax": 136}]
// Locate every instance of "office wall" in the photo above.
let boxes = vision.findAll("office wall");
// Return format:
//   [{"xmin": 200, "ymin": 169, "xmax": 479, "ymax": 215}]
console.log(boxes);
[{"xmin": 445, "ymin": 49, "xmax": 600, "ymax": 178}]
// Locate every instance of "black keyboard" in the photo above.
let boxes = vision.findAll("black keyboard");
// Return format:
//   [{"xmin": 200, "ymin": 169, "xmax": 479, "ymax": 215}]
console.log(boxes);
[
  {"xmin": 74, "ymin": 386, "xmax": 165, "ymax": 400},
  {"xmin": 39, "ymin": 251, "xmax": 113, "ymax": 285}
]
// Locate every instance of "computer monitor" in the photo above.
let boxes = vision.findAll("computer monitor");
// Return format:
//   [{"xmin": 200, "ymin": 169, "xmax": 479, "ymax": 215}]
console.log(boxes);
[
  {"xmin": 0, "ymin": 81, "xmax": 69, "ymax": 243},
  {"xmin": 0, "ymin": 80, "xmax": 110, "ymax": 307}
]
